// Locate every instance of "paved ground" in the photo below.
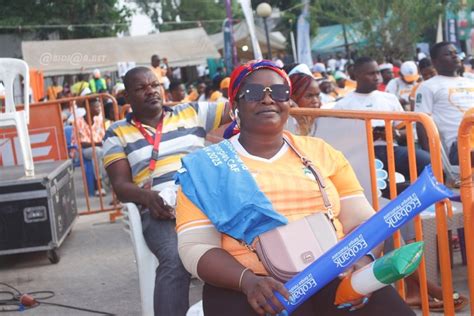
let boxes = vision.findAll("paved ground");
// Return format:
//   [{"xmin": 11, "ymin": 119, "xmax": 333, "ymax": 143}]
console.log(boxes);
[
  {"xmin": 1, "ymin": 212, "xmax": 141, "ymax": 315},
  {"xmin": 0, "ymin": 211, "xmax": 203, "ymax": 316},
  {"xmin": 0, "ymin": 168, "xmax": 471, "ymax": 315},
  {"xmin": 0, "ymin": 168, "xmax": 202, "ymax": 316}
]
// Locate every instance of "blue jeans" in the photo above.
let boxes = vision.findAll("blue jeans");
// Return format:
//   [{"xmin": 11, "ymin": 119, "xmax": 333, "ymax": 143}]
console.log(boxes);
[
  {"xmin": 142, "ymin": 213, "xmax": 191, "ymax": 316},
  {"xmin": 374, "ymin": 145, "xmax": 429, "ymax": 251},
  {"xmin": 374, "ymin": 145, "xmax": 431, "ymax": 180},
  {"xmin": 448, "ymin": 141, "xmax": 459, "ymax": 165}
]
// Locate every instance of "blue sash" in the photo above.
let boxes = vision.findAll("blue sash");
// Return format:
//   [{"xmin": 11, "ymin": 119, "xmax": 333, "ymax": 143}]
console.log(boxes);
[{"xmin": 175, "ymin": 140, "xmax": 288, "ymax": 244}]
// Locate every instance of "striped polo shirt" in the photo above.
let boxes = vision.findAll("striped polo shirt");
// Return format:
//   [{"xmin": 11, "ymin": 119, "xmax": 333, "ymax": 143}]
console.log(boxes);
[{"xmin": 103, "ymin": 101, "xmax": 225, "ymax": 191}]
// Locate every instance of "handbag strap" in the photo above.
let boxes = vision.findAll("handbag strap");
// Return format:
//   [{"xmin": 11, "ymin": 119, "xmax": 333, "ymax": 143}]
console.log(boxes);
[{"xmin": 283, "ymin": 137, "xmax": 335, "ymax": 221}]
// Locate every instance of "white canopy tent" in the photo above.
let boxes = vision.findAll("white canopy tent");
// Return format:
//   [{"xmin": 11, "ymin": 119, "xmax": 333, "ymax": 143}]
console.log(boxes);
[
  {"xmin": 209, "ymin": 21, "xmax": 286, "ymax": 56},
  {"xmin": 22, "ymin": 27, "xmax": 220, "ymax": 76}
]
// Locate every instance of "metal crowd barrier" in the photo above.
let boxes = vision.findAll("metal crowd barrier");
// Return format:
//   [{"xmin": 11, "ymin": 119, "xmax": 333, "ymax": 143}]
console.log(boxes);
[
  {"xmin": 457, "ymin": 111, "xmax": 474, "ymax": 316},
  {"xmin": 40, "ymin": 93, "xmax": 122, "ymax": 222},
  {"xmin": 290, "ymin": 108, "xmax": 460, "ymax": 316}
]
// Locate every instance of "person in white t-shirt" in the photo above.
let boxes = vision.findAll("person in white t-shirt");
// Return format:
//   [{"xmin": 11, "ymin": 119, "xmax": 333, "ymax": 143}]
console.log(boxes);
[
  {"xmin": 319, "ymin": 80, "xmax": 336, "ymax": 108},
  {"xmin": 415, "ymin": 42, "xmax": 474, "ymax": 165},
  {"xmin": 334, "ymin": 57, "xmax": 431, "ymax": 181},
  {"xmin": 336, "ymin": 52, "xmax": 347, "ymax": 71},
  {"xmin": 335, "ymin": 57, "xmax": 466, "ymax": 312},
  {"xmin": 326, "ymin": 55, "xmax": 337, "ymax": 72},
  {"xmin": 385, "ymin": 61, "xmax": 419, "ymax": 110},
  {"xmin": 416, "ymin": 47, "xmax": 427, "ymax": 62}
]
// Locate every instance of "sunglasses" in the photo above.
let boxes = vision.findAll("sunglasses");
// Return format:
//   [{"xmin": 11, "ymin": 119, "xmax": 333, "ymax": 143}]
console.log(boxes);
[{"xmin": 238, "ymin": 83, "xmax": 290, "ymax": 102}]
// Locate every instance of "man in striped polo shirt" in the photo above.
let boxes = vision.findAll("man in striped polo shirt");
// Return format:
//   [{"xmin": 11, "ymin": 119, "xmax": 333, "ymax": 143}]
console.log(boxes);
[{"xmin": 103, "ymin": 67, "xmax": 231, "ymax": 316}]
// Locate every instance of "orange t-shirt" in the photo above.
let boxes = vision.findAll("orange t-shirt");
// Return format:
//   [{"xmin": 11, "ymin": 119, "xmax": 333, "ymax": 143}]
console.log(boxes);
[
  {"xmin": 336, "ymin": 86, "xmax": 355, "ymax": 98},
  {"xmin": 47, "ymin": 85, "xmax": 63, "ymax": 101},
  {"xmin": 345, "ymin": 79, "xmax": 357, "ymax": 90},
  {"xmin": 209, "ymin": 91, "xmax": 223, "ymax": 102},
  {"xmin": 73, "ymin": 115, "xmax": 105, "ymax": 145},
  {"xmin": 176, "ymin": 132, "xmax": 363, "ymax": 274}
]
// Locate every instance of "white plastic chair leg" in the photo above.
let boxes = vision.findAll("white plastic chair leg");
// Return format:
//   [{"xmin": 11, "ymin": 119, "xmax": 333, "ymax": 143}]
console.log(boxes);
[
  {"xmin": 186, "ymin": 300, "xmax": 204, "ymax": 316},
  {"xmin": 15, "ymin": 112, "xmax": 34, "ymax": 176}
]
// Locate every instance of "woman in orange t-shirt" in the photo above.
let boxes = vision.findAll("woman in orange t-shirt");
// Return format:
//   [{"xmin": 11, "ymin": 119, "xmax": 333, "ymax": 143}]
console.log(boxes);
[{"xmin": 175, "ymin": 60, "xmax": 415, "ymax": 316}]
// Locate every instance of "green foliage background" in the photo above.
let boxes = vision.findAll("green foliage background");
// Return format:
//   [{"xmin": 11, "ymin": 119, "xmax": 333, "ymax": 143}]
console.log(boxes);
[{"xmin": 0, "ymin": 0, "xmax": 131, "ymax": 39}]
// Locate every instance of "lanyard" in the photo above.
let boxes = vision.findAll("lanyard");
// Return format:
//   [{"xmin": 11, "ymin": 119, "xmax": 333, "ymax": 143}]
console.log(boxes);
[{"xmin": 134, "ymin": 114, "xmax": 165, "ymax": 173}]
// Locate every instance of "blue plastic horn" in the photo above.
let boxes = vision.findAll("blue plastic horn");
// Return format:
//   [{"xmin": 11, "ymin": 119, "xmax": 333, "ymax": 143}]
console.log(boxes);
[{"xmin": 275, "ymin": 165, "xmax": 453, "ymax": 314}]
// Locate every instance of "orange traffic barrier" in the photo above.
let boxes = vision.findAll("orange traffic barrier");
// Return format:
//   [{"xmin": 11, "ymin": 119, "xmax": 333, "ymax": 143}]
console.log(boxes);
[
  {"xmin": 290, "ymin": 108, "xmax": 456, "ymax": 316},
  {"xmin": 57, "ymin": 93, "xmax": 122, "ymax": 222},
  {"xmin": 457, "ymin": 112, "xmax": 474, "ymax": 316},
  {"xmin": 2, "ymin": 94, "xmax": 122, "ymax": 221},
  {"xmin": 0, "ymin": 101, "xmax": 68, "ymax": 165},
  {"xmin": 120, "ymin": 104, "xmax": 131, "ymax": 119}
]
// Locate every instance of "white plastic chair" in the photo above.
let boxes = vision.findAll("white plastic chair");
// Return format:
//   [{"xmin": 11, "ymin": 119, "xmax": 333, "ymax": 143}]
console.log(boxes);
[
  {"xmin": 0, "ymin": 58, "xmax": 34, "ymax": 176},
  {"xmin": 122, "ymin": 203, "xmax": 204, "ymax": 316},
  {"xmin": 186, "ymin": 301, "xmax": 204, "ymax": 316},
  {"xmin": 440, "ymin": 139, "xmax": 460, "ymax": 184},
  {"xmin": 310, "ymin": 117, "xmax": 373, "ymax": 203},
  {"xmin": 122, "ymin": 203, "xmax": 158, "ymax": 316}
]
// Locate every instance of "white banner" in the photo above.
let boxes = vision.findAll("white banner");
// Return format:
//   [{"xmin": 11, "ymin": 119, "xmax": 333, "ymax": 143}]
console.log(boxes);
[
  {"xmin": 117, "ymin": 61, "xmax": 136, "ymax": 77},
  {"xmin": 239, "ymin": 0, "xmax": 263, "ymax": 59},
  {"xmin": 297, "ymin": 0, "xmax": 313, "ymax": 67}
]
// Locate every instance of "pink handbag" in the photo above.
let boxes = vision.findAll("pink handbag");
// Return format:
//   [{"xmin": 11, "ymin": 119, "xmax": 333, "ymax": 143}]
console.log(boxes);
[{"xmin": 251, "ymin": 137, "xmax": 339, "ymax": 282}]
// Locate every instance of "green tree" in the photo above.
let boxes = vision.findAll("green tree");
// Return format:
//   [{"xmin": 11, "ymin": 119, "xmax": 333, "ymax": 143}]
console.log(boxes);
[
  {"xmin": 0, "ymin": 0, "xmax": 131, "ymax": 40},
  {"xmin": 312, "ymin": 0, "xmax": 452, "ymax": 60},
  {"xmin": 135, "ymin": 0, "xmax": 229, "ymax": 34}
]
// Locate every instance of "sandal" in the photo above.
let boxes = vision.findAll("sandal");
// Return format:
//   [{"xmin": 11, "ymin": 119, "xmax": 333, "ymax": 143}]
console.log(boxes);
[
  {"xmin": 429, "ymin": 292, "xmax": 468, "ymax": 312},
  {"xmin": 407, "ymin": 298, "xmax": 443, "ymax": 310},
  {"xmin": 409, "ymin": 292, "xmax": 469, "ymax": 312}
]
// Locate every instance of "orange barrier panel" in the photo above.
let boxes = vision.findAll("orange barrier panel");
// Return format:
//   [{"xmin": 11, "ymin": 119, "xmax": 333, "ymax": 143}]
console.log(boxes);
[
  {"xmin": 63, "ymin": 93, "xmax": 122, "ymax": 222},
  {"xmin": 290, "ymin": 108, "xmax": 456, "ymax": 316},
  {"xmin": 457, "ymin": 112, "xmax": 474, "ymax": 316},
  {"xmin": 0, "ymin": 101, "xmax": 68, "ymax": 166},
  {"xmin": 120, "ymin": 104, "xmax": 131, "ymax": 119},
  {"xmin": 0, "ymin": 94, "xmax": 122, "ymax": 221}
]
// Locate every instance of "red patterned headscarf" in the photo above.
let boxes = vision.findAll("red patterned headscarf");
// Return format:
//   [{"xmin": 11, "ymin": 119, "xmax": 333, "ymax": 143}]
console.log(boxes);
[
  {"xmin": 224, "ymin": 60, "xmax": 292, "ymax": 138},
  {"xmin": 228, "ymin": 59, "xmax": 292, "ymax": 108}
]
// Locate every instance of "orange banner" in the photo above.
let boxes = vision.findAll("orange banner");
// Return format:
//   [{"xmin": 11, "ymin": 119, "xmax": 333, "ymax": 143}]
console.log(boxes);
[{"xmin": 30, "ymin": 69, "xmax": 45, "ymax": 102}]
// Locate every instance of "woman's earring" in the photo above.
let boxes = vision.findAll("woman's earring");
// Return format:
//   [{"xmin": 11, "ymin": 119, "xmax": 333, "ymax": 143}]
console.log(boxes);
[{"xmin": 234, "ymin": 109, "xmax": 241, "ymax": 128}]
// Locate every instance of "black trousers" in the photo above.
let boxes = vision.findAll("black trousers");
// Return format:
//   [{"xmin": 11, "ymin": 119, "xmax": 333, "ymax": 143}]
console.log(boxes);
[{"xmin": 202, "ymin": 278, "xmax": 415, "ymax": 316}]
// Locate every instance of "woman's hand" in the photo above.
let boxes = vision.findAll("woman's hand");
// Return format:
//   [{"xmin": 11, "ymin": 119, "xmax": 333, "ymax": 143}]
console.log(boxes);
[
  {"xmin": 241, "ymin": 272, "xmax": 289, "ymax": 315},
  {"xmin": 337, "ymin": 256, "xmax": 373, "ymax": 311}
]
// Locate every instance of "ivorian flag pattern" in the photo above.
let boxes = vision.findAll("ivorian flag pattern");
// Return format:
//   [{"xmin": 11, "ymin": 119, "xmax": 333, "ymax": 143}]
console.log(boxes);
[{"xmin": 334, "ymin": 242, "xmax": 424, "ymax": 305}]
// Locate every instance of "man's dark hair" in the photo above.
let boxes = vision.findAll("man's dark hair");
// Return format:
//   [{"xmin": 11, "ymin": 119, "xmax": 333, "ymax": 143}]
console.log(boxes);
[
  {"xmin": 89, "ymin": 97, "xmax": 101, "ymax": 106},
  {"xmin": 470, "ymin": 58, "xmax": 474, "ymax": 68},
  {"xmin": 196, "ymin": 79, "xmax": 207, "ymax": 86},
  {"xmin": 282, "ymin": 63, "xmax": 299, "ymax": 74},
  {"xmin": 169, "ymin": 80, "xmax": 183, "ymax": 92},
  {"xmin": 353, "ymin": 56, "xmax": 375, "ymax": 72},
  {"xmin": 78, "ymin": 73, "xmax": 87, "ymax": 81},
  {"xmin": 418, "ymin": 58, "xmax": 433, "ymax": 71},
  {"xmin": 123, "ymin": 67, "xmax": 152, "ymax": 91},
  {"xmin": 430, "ymin": 42, "xmax": 452, "ymax": 60}
]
